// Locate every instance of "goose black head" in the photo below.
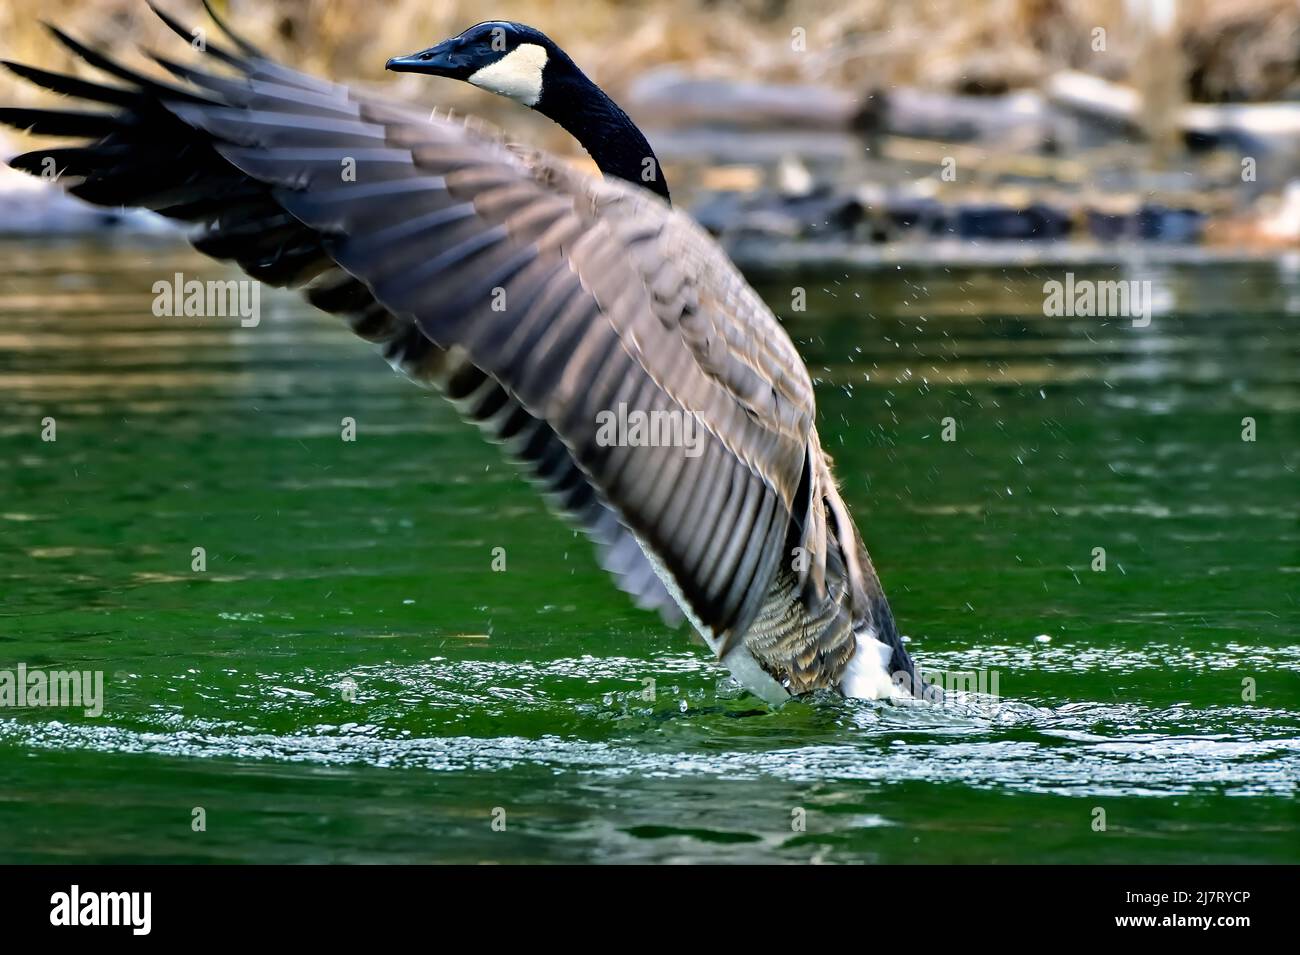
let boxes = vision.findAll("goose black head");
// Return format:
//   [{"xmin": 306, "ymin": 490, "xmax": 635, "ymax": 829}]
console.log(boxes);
[
  {"xmin": 387, "ymin": 21, "xmax": 671, "ymax": 203},
  {"xmin": 387, "ymin": 21, "xmax": 561, "ymax": 108}
]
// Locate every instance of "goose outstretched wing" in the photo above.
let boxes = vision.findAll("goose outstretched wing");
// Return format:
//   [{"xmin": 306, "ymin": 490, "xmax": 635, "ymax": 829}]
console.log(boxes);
[{"xmin": 0, "ymin": 5, "xmax": 824, "ymax": 654}]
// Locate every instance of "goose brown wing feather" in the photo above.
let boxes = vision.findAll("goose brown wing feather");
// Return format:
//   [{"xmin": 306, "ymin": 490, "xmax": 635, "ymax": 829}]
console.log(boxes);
[
  {"xmin": 211, "ymin": 93, "xmax": 814, "ymax": 646},
  {"xmin": 2, "ymin": 11, "xmax": 832, "ymax": 657}
]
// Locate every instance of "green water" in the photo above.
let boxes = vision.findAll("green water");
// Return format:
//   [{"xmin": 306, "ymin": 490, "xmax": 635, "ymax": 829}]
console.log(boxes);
[{"xmin": 0, "ymin": 241, "xmax": 1296, "ymax": 863}]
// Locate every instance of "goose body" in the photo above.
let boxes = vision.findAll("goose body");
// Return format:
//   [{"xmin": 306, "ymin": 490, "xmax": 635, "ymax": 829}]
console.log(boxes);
[{"xmin": 1, "ymin": 4, "xmax": 918, "ymax": 703}]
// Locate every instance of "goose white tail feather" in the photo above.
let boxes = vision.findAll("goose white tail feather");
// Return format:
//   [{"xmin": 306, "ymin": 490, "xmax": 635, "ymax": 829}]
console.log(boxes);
[{"xmin": 839, "ymin": 631, "xmax": 905, "ymax": 700}]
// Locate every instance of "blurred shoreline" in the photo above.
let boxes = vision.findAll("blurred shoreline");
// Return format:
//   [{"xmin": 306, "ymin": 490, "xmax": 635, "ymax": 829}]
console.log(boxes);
[{"xmin": 2, "ymin": 0, "xmax": 1298, "ymax": 260}]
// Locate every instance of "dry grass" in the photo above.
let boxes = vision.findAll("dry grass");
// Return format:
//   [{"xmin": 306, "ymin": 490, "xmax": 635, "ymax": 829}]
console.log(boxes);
[{"xmin": 0, "ymin": 0, "xmax": 1296, "ymax": 106}]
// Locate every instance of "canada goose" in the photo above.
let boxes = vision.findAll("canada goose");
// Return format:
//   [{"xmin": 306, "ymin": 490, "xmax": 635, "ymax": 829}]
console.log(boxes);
[{"xmin": 0, "ymin": 3, "xmax": 919, "ymax": 705}]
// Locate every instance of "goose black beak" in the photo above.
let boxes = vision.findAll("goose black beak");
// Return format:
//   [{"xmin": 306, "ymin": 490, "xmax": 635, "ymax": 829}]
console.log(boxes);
[{"xmin": 386, "ymin": 40, "xmax": 468, "ymax": 78}]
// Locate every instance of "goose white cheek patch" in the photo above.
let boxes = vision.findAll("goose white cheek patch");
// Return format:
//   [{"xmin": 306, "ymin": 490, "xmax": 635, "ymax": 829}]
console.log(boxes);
[{"xmin": 467, "ymin": 43, "xmax": 548, "ymax": 106}]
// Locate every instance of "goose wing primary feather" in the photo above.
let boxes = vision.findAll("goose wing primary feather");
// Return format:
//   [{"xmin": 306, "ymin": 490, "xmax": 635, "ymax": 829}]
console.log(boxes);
[
  {"xmin": 3, "ymin": 11, "xmax": 688, "ymax": 632},
  {"xmin": 1, "ymin": 6, "xmax": 830, "ymax": 671}
]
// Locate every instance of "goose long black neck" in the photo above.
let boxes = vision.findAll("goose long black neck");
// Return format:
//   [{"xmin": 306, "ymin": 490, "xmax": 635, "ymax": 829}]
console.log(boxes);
[{"xmin": 536, "ymin": 72, "xmax": 670, "ymax": 204}]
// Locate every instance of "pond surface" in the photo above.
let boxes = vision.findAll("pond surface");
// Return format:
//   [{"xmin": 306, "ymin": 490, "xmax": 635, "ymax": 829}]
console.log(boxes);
[{"xmin": 0, "ymin": 241, "xmax": 1296, "ymax": 863}]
